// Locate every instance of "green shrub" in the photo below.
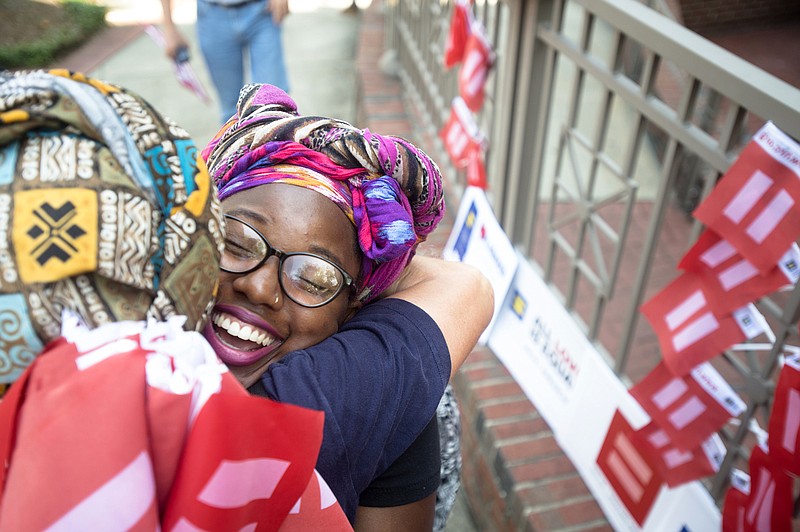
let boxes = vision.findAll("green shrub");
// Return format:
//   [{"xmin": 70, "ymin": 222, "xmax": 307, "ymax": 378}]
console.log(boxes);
[{"xmin": 0, "ymin": 1, "xmax": 107, "ymax": 69}]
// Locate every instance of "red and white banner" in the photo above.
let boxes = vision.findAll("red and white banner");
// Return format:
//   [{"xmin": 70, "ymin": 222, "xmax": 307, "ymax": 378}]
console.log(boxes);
[
  {"xmin": 678, "ymin": 229, "xmax": 800, "ymax": 315},
  {"xmin": 722, "ymin": 469, "xmax": 750, "ymax": 532},
  {"xmin": 738, "ymin": 445, "xmax": 794, "ymax": 532},
  {"xmin": 630, "ymin": 361, "xmax": 745, "ymax": 451},
  {"xmin": 0, "ymin": 317, "xmax": 333, "ymax": 531},
  {"xmin": 640, "ymin": 273, "xmax": 770, "ymax": 375},
  {"xmin": 444, "ymin": 0, "xmax": 472, "ymax": 69},
  {"xmin": 596, "ymin": 409, "xmax": 663, "ymax": 526},
  {"xmin": 458, "ymin": 23, "xmax": 494, "ymax": 112},
  {"xmin": 768, "ymin": 354, "xmax": 800, "ymax": 475},
  {"xmin": 693, "ymin": 121, "xmax": 800, "ymax": 274},
  {"xmin": 440, "ymin": 96, "xmax": 485, "ymax": 169},
  {"xmin": 630, "ymin": 422, "xmax": 724, "ymax": 488}
]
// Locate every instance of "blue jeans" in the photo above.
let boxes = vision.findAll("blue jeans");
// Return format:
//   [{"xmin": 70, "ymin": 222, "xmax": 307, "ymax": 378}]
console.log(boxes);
[{"xmin": 196, "ymin": 0, "xmax": 289, "ymax": 123}]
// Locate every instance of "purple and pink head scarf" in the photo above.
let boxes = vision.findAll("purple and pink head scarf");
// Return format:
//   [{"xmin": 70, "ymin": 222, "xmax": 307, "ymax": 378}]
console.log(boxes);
[{"xmin": 203, "ymin": 84, "xmax": 445, "ymax": 303}]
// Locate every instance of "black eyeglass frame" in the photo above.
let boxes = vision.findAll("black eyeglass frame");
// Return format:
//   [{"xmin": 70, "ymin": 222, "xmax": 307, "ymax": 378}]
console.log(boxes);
[{"xmin": 221, "ymin": 214, "xmax": 355, "ymax": 308}]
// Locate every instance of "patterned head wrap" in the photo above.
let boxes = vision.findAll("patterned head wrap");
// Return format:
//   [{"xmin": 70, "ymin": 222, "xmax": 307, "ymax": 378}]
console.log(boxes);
[
  {"xmin": 0, "ymin": 70, "xmax": 225, "ymax": 385},
  {"xmin": 203, "ymin": 83, "xmax": 445, "ymax": 303}
]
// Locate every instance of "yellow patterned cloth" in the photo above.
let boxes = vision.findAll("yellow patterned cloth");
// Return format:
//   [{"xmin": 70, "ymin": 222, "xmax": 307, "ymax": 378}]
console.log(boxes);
[{"xmin": 0, "ymin": 70, "xmax": 225, "ymax": 385}]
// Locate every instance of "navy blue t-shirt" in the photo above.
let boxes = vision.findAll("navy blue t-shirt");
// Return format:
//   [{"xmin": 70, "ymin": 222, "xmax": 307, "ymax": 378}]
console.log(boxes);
[{"xmin": 253, "ymin": 298, "xmax": 450, "ymax": 522}]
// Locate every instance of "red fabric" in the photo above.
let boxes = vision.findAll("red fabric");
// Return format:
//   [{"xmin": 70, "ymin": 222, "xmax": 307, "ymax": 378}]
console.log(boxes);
[
  {"xmin": 768, "ymin": 356, "xmax": 800, "ymax": 475},
  {"xmin": 0, "ymin": 324, "xmax": 335, "ymax": 531},
  {"xmin": 722, "ymin": 472, "xmax": 750, "ymax": 532},
  {"xmin": 444, "ymin": 1, "xmax": 472, "ymax": 69},
  {"xmin": 741, "ymin": 446, "xmax": 794, "ymax": 532},
  {"xmin": 595, "ymin": 409, "xmax": 662, "ymax": 526},
  {"xmin": 630, "ymin": 361, "xmax": 741, "ymax": 451},
  {"xmin": 458, "ymin": 26, "xmax": 493, "ymax": 112},
  {"xmin": 678, "ymin": 229, "xmax": 798, "ymax": 315},
  {"xmin": 630, "ymin": 421, "xmax": 720, "ymax": 488},
  {"xmin": 278, "ymin": 471, "xmax": 352, "ymax": 530},
  {"xmin": 640, "ymin": 273, "xmax": 767, "ymax": 375},
  {"xmin": 466, "ymin": 148, "xmax": 487, "ymax": 189},
  {"xmin": 440, "ymin": 97, "xmax": 483, "ymax": 169},
  {"xmin": 693, "ymin": 122, "xmax": 800, "ymax": 274}
]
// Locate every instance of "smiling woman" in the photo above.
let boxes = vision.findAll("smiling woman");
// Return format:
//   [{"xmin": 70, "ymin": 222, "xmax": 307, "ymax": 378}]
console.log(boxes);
[{"xmin": 201, "ymin": 83, "xmax": 494, "ymax": 529}]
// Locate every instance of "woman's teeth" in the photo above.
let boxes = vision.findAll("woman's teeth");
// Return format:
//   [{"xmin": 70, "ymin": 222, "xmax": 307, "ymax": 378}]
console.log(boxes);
[{"xmin": 213, "ymin": 313, "xmax": 276, "ymax": 347}]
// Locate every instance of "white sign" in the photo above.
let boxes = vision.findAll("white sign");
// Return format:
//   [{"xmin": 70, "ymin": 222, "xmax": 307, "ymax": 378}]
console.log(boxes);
[{"xmin": 443, "ymin": 187, "xmax": 518, "ymax": 343}]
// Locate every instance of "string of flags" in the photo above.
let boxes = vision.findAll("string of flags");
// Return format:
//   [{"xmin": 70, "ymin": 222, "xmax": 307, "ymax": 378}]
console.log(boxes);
[
  {"xmin": 596, "ymin": 121, "xmax": 800, "ymax": 528},
  {"xmin": 440, "ymin": 0, "xmax": 494, "ymax": 189}
]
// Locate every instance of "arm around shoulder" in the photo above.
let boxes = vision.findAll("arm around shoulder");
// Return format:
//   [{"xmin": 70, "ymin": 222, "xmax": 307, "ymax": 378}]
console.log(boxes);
[{"xmin": 386, "ymin": 256, "xmax": 493, "ymax": 377}]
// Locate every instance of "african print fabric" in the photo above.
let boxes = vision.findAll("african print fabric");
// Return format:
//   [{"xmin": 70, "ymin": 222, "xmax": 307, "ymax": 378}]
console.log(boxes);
[{"xmin": 0, "ymin": 70, "xmax": 224, "ymax": 385}]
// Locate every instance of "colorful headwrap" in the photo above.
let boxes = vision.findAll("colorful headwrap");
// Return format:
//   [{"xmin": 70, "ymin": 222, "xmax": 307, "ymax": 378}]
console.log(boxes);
[
  {"xmin": 0, "ymin": 70, "xmax": 225, "ymax": 385},
  {"xmin": 203, "ymin": 83, "xmax": 445, "ymax": 302}
]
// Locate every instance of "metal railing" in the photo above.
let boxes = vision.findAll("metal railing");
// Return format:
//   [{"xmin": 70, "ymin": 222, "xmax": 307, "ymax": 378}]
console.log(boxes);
[{"xmin": 384, "ymin": 0, "xmax": 800, "ymax": 508}]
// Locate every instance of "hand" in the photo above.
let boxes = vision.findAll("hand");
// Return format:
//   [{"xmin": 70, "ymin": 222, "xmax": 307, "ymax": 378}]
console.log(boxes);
[
  {"xmin": 162, "ymin": 26, "xmax": 189, "ymax": 61},
  {"xmin": 266, "ymin": 0, "xmax": 289, "ymax": 24}
]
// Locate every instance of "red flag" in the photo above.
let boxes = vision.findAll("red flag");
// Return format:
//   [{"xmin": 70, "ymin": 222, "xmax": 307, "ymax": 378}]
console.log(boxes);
[
  {"xmin": 768, "ymin": 354, "xmax": 800, "ymax": 475},
  {"xmin": 444, "ymin": 0, "xmax": 472, "ymax": 69},
  {"xmin": 278, "ymin": 471, "xmax": 352, "ymax": 530},
  {"xmin": 596, "ymin": 409, "xmax": 662, "ymax": 526},
  {"xmin": 640, "ymin": 274, "xmax": 769, "ymax": 376},
  {"xmin": 458, "ymin": 24, "xmax": 494, "ymax": 112},
  {"xmin": 694, "ymin": 122, "xmax": 800, "ymax": 274},
  {"xmin": 466, "ymin": 147, "xmax": 487, "ymax": 189},
  {"xmin": 631, "ymin": 422, "xmax": 724, "ymax": 487},
  {"xmin": 722, "ymin": 469, "xmax": 750, "ymax": 532},
  {"xmin": 630, "ymin": 361, "xmax": 745, "ymax": 451},
  {"xmin": 678, "ymin": 229, "xmax": 799, "ymax": 315},
  {"xmin": 740, "ymin": 446, "xmax": 793, "ymax": 531},
  {"xmin": 440, "ymin": 97, "xmax": 484, "ymax": 169}
]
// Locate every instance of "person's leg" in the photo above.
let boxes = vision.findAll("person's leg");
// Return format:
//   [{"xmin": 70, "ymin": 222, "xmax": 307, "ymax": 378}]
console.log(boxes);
[
  {"xmin": 196, "ymin": 0, "xmax": 246, "ymax": 122},
  {"xmin": 241, "ymin": 0, "xmax": 290, "ymax": 93}
]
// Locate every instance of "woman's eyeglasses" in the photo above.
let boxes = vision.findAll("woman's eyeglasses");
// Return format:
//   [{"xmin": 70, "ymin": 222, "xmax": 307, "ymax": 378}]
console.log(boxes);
[{"xmin": 221, "ymin": 214, "xmax": 354, "ymax": 308}]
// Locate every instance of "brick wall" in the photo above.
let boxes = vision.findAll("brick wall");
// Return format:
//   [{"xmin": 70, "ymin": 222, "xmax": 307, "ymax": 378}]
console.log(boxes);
[
  {"xmin": 678, "ymin": 0, "xmax": 800, "ymax": 32},
  {"xmin": 355, "ymin": 3, "xmax": 612, "ymax": 530}
]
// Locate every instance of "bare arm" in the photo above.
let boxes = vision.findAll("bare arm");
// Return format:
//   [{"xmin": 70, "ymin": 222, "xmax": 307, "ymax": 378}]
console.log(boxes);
[
  {"xmin": 265, "ymin": 0, "xmax": 289, "ymax": 24},
  {"xmin": 354, "ymin": 494, "xmax": 436, "ymax": 532},
  {"xmin": 385, "ymin": 255, "xmax": 493, "ymax": 377},
  {"xmin": 159, "ymin": 0, "xmax": 189, "ymax": 60}
]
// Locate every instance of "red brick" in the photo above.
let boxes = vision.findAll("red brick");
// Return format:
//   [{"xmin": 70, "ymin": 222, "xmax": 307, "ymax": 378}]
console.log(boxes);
[
  {"xmin": 482, "ymin": 398, "xmax": 537, "ymax": 421},
  {"xmin": 508, "ymin": 454, "xmax": 577, "ymax": 484},
  {"xmin": 498, "ymin": 434, "xmax": 561, "ymax": 464},
  {"xmin": 489, "ymin": 416, "xmax": 549, "ymax": 442},
  {"xmin": 516, "ymin": 475, "xmax": 592, "ymax": 508},
  {"xmin": 557, "ymin": 498, "xmax": 608, "ymax": 527},
  {"xmin": 472, "ymin": 379, "xmax": 524, "ymax": 402}
]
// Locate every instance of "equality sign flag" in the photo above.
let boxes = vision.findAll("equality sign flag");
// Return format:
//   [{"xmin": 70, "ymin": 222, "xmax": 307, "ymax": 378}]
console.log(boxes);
[
  {"xmin": 596, "ymin": 409, "xmax": 663, "ymax": 526},
  {"xmin": 631, "ymin": 422, "xmax": 725, "ymax": 488},
  {"xmin": 440, "ymin": 97, "xmax": 485, "ymax": 169},
  {"xmin": 640, "ymin": 273, "xmax": 770, "ymax": 376},
  {"xmin": 722, "ymin": 469, "xmax": 750, "ymax": 532},
  {"xmin": 737, "ymin": 446, "xmax": 794, "ymax": 532},
  {"xmin": 458, "ymin": 23, "xmax": 494, "ymax": 112},
  {"xmin": 768, "ymin": 354, "xmax": 800, "ymax": 475},
  {"xmin": 444, "ymin": 0, "xmax": 472, "ymax": 69},
  {"xmin": 693, "ymin": 122, "xmax": 800, "ymax": 274},
  {"xmin": 678, "ymin": 229, "xmax": 800, "ymax": 315},
  {"xmin": 630, "ymin": 361, "xmax": 745, "ymax": 452}
]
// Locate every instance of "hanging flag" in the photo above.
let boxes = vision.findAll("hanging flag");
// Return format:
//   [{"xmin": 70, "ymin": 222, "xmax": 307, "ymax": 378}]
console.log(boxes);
[
  {"xmin": 678, "ymin": 229, "xmax": 800, "ymax": 315},
  {"xmin": 631, "ymin": 422, "xmax": 725, "ymax": 488},
  {"xmin": 768, "ymin": 354, "xmax": 800, "ymax": 475},
  {"xmin": 693, "ymin": 121, "xmax": 800, "ymax": 274},
  {"xmin": 640, "ymin": 273, "xmax": 770, "ymax": 376},
  {"xmin": 458, "ymin": 23, "xmax": 494, "ymax": 112},
  {"xmin": 466, "ymin": 148, "xmax": 487, "ymax": 189},
  {"xmin": 630, "ymin": 361, "xmax": 745, "ymax": 451},
  {"xmin": 738, "ymin": 445, "xmax": 794, "ymax": 531},
  {"xmin": 444, "ymin": 0, "xmax": 472, "ymax": 69},
  {"xmin": 440, "ymin": 97, "xmax": 485, "ymax": 169},
  {"xmin": 595, "ymin": 409, "xmax": 663, "ymax": 526},
  {"xmin": 721, "ymin": 469, "xmax": 750, "ymax": 532}
]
